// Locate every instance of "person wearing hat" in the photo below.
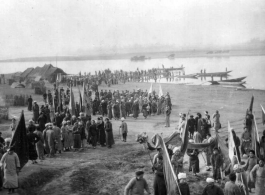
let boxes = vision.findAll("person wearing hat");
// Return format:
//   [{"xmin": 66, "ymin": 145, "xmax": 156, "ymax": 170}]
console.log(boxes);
[
  {"xmin": 250, "ymin": 159, "xmax": 265, "ymax": 195},
  {"xmin": 27, "ymin": 124, "xmax": 40, "ymax": 164},
  {"xmin": 224, "ymin": 173, "xmax": 241, "ymax": 195},
  {"xmin": 32, "ymin": 101, "xmax": 39, "ymax": 124},
  {"xmin": 105, "ymin": 118, "xmax": 115, "ymax": 148},
  {"xmin": 187, "ymin": 115, "xmax": 196, "ymax": 139},
  {"xmin": 119, "ymin": 117, "xmax": 128, "ymax": 142},
  {"xmin": 0, "ymin": 145, "xmax": 20, "ymax": 194},
  {"xmin": 232, "ymin": 164, "xmax": 248, "ymax": 195},
  {"xmin": 165, "ymin": 105, "xmax": 171, "ymax": 127},
  {"xmin": 43, "ymin": 123, "xmax": 56, "ymax": 157},
  {"xmin": 187, "ymin": 149, "xmax": 200, "ymax": 176},
  {"xmin": 243, "ymin": 149, "xmax": 258, "ymax": 192},
  {"xmin": 210, "ymin": 147, "xmax": 223, "ymax": 182},
  {"xmin": 195, "ymin": 113, "xmax": 203, "ymax": 136},
  {"xmin": 176, "ymin": 173, "xmax": 190, "ymax": 195},
  {"xmin": 171, "ymin": 147, "xmax": 184, "ymax": 175},
  {"xmin": 124, "ymin": 170, "xmax": 151, "ymax": 195},
  {"xmin": 97, "ymin": 117, "xmax": 106, "ymax": 147},
  {"xmin": 153, "ymin": 155, "xmax": 167, "ymax": 195},
  {"xmin": 201, "ymin": 177, "xmax": 224, "ymax": 195}
]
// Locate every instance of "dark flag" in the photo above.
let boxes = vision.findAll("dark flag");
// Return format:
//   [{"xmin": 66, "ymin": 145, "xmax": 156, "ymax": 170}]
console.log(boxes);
[
  {"xmin": 11, "ymin": 110, "xmax": 28, "ymax": 169},
  {"xmin": 249, "ymin": 95, "xmax": 254, "ymax": 112},
  {"xmin": 180, "ymin": 113, "xmax": 190, "ymax": 154},
  {"xmin": 78, "ymin": 88, "xmax": 82, "ymax": 112}
]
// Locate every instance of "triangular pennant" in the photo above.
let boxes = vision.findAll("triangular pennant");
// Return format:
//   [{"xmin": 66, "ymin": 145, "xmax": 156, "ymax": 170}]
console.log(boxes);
[{"xmin": 10, "ymin": 110, "xmax": 29, "ymax": 169}]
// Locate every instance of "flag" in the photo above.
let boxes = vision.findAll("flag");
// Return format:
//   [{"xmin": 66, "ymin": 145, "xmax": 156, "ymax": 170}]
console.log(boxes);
[
  {"xmin": 249, "ymin": 95, "xmax": 254, "ymax": 112},
  {"xmin": 78, "ymin": 87, "xmax": 82, "ymax": 112},
  {"xmin": 148, "ymin": 83, "xmax": 153, "ymax": 94},
  {"xmin": 158, "ymin": 84, "xmax": 163, "ymax": 97},
  {"xmin": 82, "ymin": 81, "xmax": 86, "ymax": 108},
  {"xmin": 58, "ymin": 89, "xmax": 61, "ymax": 112},
  {"xmin": 180, "ymin": 119, "xmax": 189, "ymax": 154},
  {"xmin": 69, "ymin": 86, "xmax": 75, "ymax": 116},
  {"xmin": 251, "ymin": 114, "xmax": 260, "ymax": 158},
  {"xmin": 53, "ymin": 93, "xmax": 56, "ymax": 112},
  {"xmin": 10, "ymin": 110, "xmax": 28, "ymax": 169},
  {"xmin": 228, "ymin": 121, "xmax": 241, "ymax": 162},
  {"xmin": 261, "ymin": 104, "xmax": 265, "ymax": 125}
]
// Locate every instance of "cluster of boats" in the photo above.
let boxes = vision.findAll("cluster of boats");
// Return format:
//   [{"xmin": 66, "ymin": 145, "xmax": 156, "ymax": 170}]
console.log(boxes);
[{"xmin": 158, "ymin": 65, "xmax": 247, "ymax": 86}]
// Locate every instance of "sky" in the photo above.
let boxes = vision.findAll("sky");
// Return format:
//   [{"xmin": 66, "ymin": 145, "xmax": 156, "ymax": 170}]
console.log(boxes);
[{"xmin": 0, "ymin": 0, "xmax": 264, "ymax": 59}]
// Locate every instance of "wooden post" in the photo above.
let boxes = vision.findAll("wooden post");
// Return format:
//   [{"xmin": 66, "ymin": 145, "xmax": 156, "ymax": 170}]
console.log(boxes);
[
  {"xmin": 220, "ymin": 76, "xmax": 222, "ymax": 81},
  {"xmin": 211, "ymin": 75, "xmax": 213, "ymax": 81}
]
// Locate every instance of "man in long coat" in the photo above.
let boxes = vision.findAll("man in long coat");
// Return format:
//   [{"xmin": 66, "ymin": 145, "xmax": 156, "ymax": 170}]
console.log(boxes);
[
  {"xmin": 28, "ymin": 96, "xmax": 33, "ymax": 111},
  {"xmin": 105, "ymin": 118, "xmax": 115, "ymax": 148},
  {"xmin": 52, "ymin": 123, "xmax": 63, "ymax": 153},
  {"xmin": 211, "ymin": 148, "xmax": 223, "ymax": 182},
  {"xmin": 132, "ymin": 101, "xmax": 139, "ymax": 119},
  {"xmin": 32, "ymin": 101, "xmax": 39, "ymax": 123},
  {"xmin": 38, "ymin": 112, "xmax": 47, "ymax": 132},
  {"xmin": 44, "ymin": 124, "xmax": 56, "ymax": 157},
  {"xmin": 97, "ymin": 118, "xmax": 106, "ymax": 146}
]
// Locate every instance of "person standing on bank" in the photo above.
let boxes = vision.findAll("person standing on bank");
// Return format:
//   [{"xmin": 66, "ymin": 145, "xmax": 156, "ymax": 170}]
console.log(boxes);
[
  {"xmin": 105, "ymin": 118, "xmax": 115, "ymax": 148},
  {"xmin": 211, "ymin": 147, "xmax": 223, "ymax": 182},
  {"xmin": 176, "ymin": 173, "xmax": 190, "ymax": 195},
  {"xmin": 165, "ymin": 106, "xmax": 171, "ymax": 127},
  {"xmin": 27, "ymin": 95, "xmax": 33, "ymax": 111},
  {"xmin": 250, "ymin": 159, "xmax": 265, "ymax": 195},
  {"xmin": 0, "ymin": 146, "xmax": 20, "ymax": 194},
  {"xmin": 124, "ymin": 171, "xmax": 151, "ymax": 195},
  {"xmin": 120, "ymin": 117, "xmax": 128, "ymax": 142},
  {"xmin": 224, "ymin": 173, "xmax": 241, "ymax": 195}
]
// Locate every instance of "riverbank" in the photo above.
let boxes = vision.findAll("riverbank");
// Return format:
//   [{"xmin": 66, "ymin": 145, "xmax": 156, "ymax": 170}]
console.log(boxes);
[{"xmin": 0, "ymin": 81, "xmax": 265, "ymax": 194}]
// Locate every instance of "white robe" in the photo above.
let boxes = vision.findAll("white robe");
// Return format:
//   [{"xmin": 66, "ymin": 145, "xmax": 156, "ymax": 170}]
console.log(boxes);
[{"xmin": 0, "ymin": 152, "xmax": 20, "ymax": 188}]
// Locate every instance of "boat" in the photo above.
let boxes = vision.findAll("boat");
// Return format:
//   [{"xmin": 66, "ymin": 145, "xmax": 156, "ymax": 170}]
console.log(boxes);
[
  {"xmin": 168, "ymin": 54, "xmax": 175, "ymax": 59},
  {"xmin": 196, "ymin": 71, "xmax": 232, "ymax": 77},
  {"xmin": 156, "ymin": 67, "xmax": 184, "ymax": 71},
  {"xmin": 217, "ymin": 81, "xmax": 246, "ymax": 86},
  {"xmin": 209, "ymin": 76, "xmax": 247, "ymax": 85},
  {"xmin": 174, "ymin": 74, "xmax": 198, "ymax": 79}
]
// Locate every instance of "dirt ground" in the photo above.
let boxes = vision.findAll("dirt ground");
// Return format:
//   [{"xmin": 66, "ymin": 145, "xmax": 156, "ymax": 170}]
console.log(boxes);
[{"xmin": 0, "ymin": 81, "xmax": 265, "ymax": 195}]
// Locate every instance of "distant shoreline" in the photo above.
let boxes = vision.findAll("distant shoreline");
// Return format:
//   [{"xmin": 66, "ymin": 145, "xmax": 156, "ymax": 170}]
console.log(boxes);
[{"xmin": 0, "ymin": 49, "xmax": 264, "ymax": 63}]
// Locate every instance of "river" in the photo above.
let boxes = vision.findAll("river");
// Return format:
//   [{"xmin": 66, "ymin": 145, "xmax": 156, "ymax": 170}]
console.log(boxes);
[{"xmin": 1, "ymin": 55, "xmax": 264, "ymax": 90}]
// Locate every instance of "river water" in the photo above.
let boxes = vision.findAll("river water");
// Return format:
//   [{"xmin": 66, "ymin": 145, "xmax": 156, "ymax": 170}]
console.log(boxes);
[{"xmin": 1, "ymin": 55, "xmax": 264, "ymax": 90}]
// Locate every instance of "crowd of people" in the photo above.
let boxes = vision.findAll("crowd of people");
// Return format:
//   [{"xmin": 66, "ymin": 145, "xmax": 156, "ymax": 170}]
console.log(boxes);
[
  {"xmin": 128, "ymin": 109, "xmax": 265, "ymax": 195},
  {"xmin": 0, "ymin": 82, "xmax": 173, "ymax": 193},
  {"xmin": 1, "ymin": 77, "xmax": 265, "ymax": 195}
]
